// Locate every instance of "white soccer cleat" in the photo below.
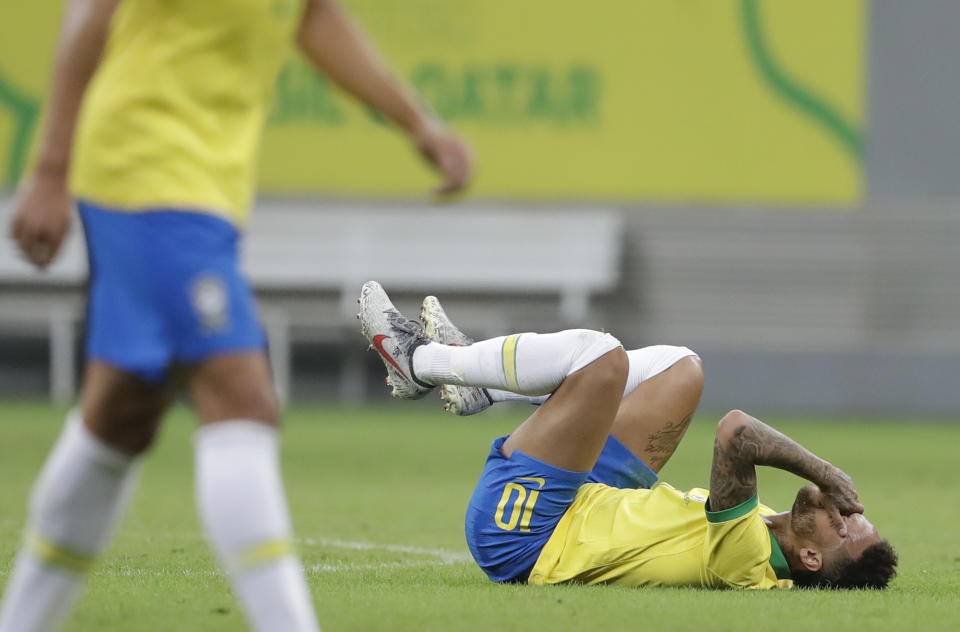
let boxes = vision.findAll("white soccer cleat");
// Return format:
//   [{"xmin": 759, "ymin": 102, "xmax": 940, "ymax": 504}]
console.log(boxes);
[
  {"xmin": 420, "ymin": 295, "xmax": 492, "ymax": 416},
  {"xmin": 358, "ymin": 281, "xmax": 433, "ymax": 399},
  {"xmin": 440, "ymin": 384, "xmax": 494, "ymax": 417}
]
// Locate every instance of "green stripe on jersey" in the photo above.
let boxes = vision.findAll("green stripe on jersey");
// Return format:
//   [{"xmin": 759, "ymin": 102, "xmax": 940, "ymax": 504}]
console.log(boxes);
[{"xmin": 705, "ymin": 493, "xmax": 759, "ymax": 523}]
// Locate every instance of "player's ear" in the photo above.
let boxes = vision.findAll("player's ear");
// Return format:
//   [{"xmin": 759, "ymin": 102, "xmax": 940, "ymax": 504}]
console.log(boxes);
[{"xmin": 798, "ymin": 547, "xmax": 822, "ymax": 572}]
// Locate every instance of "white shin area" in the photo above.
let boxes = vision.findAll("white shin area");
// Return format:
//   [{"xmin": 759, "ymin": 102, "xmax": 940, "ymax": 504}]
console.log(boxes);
[
  {"xmin": 488, "ymin": 344, "xmax": 698, "ymax": 405},
  {"xmin": 0, "ymin": 411, "xmax": 139, "ymax": 632},
  {"xmin": 194, "ymin": 420, "xmax": 320, "ymax": 632},
  {"xmin": 413, "ymin": 329, "xmax": 622, "ymax": 396}
]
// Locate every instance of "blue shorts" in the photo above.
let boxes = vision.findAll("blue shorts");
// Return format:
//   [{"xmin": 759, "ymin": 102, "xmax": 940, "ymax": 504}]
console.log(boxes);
[
  {"xmin": 79, "ymin": 201, "xmax": 266, "ymax": 383},
  {"xmin": 465, "ymin": 435, "xmax": 658, "ymax": 583}
]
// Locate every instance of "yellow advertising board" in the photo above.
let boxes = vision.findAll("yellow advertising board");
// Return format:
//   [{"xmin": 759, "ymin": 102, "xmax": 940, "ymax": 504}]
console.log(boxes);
[{"xmin": 0, "ymin": 0, "xmax": 865, "ymax": 204}]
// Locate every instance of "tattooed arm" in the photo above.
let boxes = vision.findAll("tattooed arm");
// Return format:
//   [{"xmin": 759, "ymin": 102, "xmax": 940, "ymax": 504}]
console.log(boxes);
[{"xmin": 708, "ymin": 410, "xmax": 864, "ymax": 519}]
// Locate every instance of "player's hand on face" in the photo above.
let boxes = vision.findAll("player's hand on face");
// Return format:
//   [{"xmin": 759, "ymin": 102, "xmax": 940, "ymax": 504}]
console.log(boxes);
[
  {"xmin": 413, "ymin": 119, "xmax": 474, "ymax": 196},
  {"xmin": 9, "ymin": 172, "xmax": 73, "ymax": 270},
  {"xmin": 818, "ymin": 465, "xmax": 864, "ymax": 537}
]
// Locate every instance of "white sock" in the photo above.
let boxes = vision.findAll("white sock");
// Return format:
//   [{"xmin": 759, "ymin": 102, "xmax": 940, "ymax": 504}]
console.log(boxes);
[
  {"xmin": 413, "ymin": 329, "xmax": 621, "ymax": 396},
  {"xmin": 0, "ymin": 411, "xmax": 138, "ymax": 632},
  {"xmin": 489, "ymin": 390, "xmax": 549, "ymax": 405},
  {"xmin": 195, "ymin": 421, "xmax": 320, "ymax": 632},
  {"xmin": 623, "ymin": 345, "xmax": 698, "ymax": 395},
  {"xmin": 485, "ymin": 345, "xmax": 698, "ymax": 406}
]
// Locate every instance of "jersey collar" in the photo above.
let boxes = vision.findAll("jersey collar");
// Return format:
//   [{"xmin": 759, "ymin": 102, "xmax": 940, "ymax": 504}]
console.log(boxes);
[{"xmin": 767, "ymin": 528, "xmax": 792, "ymax": 580}]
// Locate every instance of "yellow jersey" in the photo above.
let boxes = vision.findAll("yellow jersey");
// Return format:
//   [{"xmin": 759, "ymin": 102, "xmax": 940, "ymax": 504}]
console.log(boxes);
[
  {"xmin": 70, "ymin": 0, "xmax": 305, "ymax": 226},
  {"xmin": 528, "ymin": 483, "xmax": 793, "ymax": 590}
]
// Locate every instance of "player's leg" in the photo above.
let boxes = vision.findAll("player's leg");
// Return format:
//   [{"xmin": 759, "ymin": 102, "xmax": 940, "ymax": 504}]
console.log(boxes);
[
  {"xmin": 0, "ymin": 203, "xmax": 179, "ymax": 632},
  {"xmin": 82, "ymin": 363, "xmax": 174, "ymax": 453},
  {"xmin": 607, "ymin": 350, "xmax": 703, "ymax": 474},
  {"xmin": 584, "ymin": 349, "xmax": 702, "ymax": 491},
  {"xmin": 419, "ymin": 294, "xmax": 702, "ymax": 480},
  {"xmin": 162, "ymin": 210, "xmax": 318, "ymax": 632},
  {"xmin": 421, "ymin": 295, "xmax": 698, "ymax": 421},
  {"xmin": 189, "ymin": 352, "xmax": 319, "ymax": 632},
  {"xmin": 495, "ymin": 340, "xmax": 627, "ymax": 470},
  {"xmin": 360, "ymin": 281, "xmax": 628, "ymax": 471},
  {"xmin": 0, "ymin": 363, "xmax": 173, "ymax": 632}
]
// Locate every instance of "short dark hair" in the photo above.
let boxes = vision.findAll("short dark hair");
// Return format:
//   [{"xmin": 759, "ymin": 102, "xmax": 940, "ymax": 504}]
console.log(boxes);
[{"xmin": 792, "ymin": 540, "xmax": 898, "ymax": 590}]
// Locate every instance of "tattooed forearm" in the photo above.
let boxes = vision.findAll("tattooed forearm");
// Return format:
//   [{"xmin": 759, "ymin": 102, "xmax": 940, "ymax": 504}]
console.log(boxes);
[
  {"xmin": 709, "ymin": 432, "xmax": 757, "ymax": 511},
  {"xmin": 708, "ymin": 411, "xmax": 834, "ymax": 512}
]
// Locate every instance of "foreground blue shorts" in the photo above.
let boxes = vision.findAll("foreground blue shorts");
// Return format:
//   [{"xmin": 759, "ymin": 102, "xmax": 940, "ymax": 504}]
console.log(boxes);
[
  {"xmin": 79, "ymin": 201, "xmax": 266, "ymax": 383},
  {"xmin": 465, "ymin": 434, "xmax": 658, "ymax": 583}
]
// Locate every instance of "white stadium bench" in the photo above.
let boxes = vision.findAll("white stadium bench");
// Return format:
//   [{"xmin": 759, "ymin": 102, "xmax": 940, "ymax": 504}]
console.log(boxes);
[{"xmin": 0, "ymin": 197, "xmax": 624, "ymax": 403}]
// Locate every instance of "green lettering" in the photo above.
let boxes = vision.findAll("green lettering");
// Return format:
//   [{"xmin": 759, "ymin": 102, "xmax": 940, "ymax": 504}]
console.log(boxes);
[
  {"xmin": 459, "ymin": 67, "xmax": 487, "ymax": 120},
  {"xmin": 493, "ymin": 65, "xmax": 519, "ymax": 121},
  {"xmin": 568, "ymin": 66, "xmax": 601, "ymax": 121},
  {"xmin": 268, "ymin": 63, "xmax": 343, "ymax": 126},
  {"xmin": 412, "ymin": 63, "xmax": 452, "ymax": 119},
  {"xmin": 525, "ymin": 68, "xmax": 554, "ymax": 120}
]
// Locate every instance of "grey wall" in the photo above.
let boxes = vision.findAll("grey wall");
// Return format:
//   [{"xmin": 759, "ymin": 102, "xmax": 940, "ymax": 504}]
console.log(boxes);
[
  {"xmin": 867, "ymin": 0, "xmax": 960, "ymax": 199},
  {"xmin": 604, "ymin": 202, "xmax": 960, "ymax": 416}
]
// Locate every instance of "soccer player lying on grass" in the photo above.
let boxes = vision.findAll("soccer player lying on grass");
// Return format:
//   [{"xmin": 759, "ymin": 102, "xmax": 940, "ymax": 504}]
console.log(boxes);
[{"xmin": 358, "ymin": 282, "xmax": 898, "ymax": 590}]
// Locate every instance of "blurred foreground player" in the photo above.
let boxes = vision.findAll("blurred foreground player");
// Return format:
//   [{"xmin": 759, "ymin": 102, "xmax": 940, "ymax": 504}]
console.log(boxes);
[
  {"xmin": 2, "ymin": 1, "xmax": 472, "ymax": 630},
  {"xmin": 358, "ymin": 282, "xmax": 897, "ymax": 590}
]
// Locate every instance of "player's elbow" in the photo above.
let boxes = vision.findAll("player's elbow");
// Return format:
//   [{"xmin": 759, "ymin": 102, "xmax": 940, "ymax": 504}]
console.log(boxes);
[
  {"xmin": 295, "ymin": 0, "xmax": 327, "ymax": 53},
  {"xmin": 716, "ymin": 410, "xmax": 752, "ymax": 449}
]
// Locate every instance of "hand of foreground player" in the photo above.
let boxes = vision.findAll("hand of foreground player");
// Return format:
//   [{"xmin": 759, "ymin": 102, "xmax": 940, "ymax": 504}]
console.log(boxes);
[
  {"xmin": 819, "ymin": 465, "xmax": 865, "ymax": 536},
  {"xmin": 413, "ymin": 119, "xmax": 474, "ymax": 196},
  {"xmin": 9, "ymin": 172, "xmax": 73, "ymax": 270}
]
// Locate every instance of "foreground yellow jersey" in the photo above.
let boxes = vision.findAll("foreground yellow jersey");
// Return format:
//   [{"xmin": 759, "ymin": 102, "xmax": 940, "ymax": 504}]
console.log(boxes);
[
  {"xmin": 528, "ymin": 483, "xmax": 793, "ymax": 590},
  {"xmin": 71, "ymin": 0, "xmax": 305, "ymax": 226}
]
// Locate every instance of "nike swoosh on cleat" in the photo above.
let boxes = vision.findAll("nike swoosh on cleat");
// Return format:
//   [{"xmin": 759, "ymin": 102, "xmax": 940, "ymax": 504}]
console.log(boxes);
[{"xmin": 372, "ymin": 335, "xmax": 408, "ymax": 377}]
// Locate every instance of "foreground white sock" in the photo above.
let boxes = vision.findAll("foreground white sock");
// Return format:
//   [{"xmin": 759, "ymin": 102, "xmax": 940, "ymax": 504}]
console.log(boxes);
[
  {"xmin": 0, "ymin": 411, "xmax": 138, "ymax": 632},
  {"xmin": 485, "ymin": 345, "xmax": 698, "ymax": 406},
  {"xmin": 195, "ymin": 421, "xmax": 320, "ymax": 632},
  {"xmin": 413, "ymin": 329, "xmax": 621, "ymax": 396}
]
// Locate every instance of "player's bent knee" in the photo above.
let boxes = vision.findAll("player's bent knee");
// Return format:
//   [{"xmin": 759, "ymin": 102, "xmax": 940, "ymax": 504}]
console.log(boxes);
[
  {"xmin": 584, "ymin": 344, "xmax": 629, "ymax": 392},
  {"xmin": 677, "ymin": 354, "xmax": 705, "ymax": 395},
  {"xmin": 566, "ymin": 329, "xmax": 624, "ymax": 375}
]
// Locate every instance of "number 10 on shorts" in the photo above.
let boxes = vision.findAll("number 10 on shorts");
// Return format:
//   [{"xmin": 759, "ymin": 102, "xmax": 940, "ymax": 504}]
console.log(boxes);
[{"xmin": 494, "ymin": 477, "xmax": 545, "ymax": 532}]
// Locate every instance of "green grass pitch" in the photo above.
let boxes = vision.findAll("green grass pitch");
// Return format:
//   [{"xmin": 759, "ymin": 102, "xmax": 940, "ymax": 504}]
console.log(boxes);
[{"xmin": 1, "ymin": 400, "xmax": 959, "ymax": 631}]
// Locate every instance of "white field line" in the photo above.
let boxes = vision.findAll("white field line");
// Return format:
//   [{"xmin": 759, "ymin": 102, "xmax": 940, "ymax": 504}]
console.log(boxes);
[
  {"xmin": 299, "ymin": 536, "xmax": 471, "ymax": 564},
  {"xmin": 97, "ymin": 529, "xmax": 471, "ymax": 562},
  {"xmin": 307, "ymin": 559, "xmax": 463, "ymax": 573},
  {"xmin": 105, "ymin": 558, "xmax": 459, "ymax": 578}
]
